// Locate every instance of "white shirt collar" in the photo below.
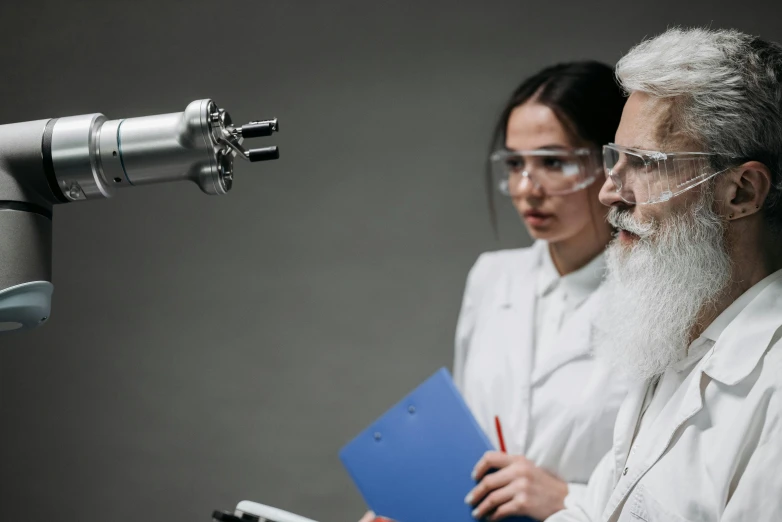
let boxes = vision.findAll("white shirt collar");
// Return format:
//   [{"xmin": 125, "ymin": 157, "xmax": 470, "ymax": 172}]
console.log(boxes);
[{"xmin": 534, "ymin": 240, "xmax": 606, "ymax": 307}]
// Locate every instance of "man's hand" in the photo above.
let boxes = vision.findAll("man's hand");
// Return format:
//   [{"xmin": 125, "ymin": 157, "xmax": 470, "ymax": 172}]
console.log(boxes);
[{"xmin": 466, "ymin": 451, "xmax": 568, "ymax": 521}]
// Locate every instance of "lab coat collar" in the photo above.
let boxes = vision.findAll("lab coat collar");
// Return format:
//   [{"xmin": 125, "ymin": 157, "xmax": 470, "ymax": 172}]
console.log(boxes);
[
  {"xmin": 534, "ymin": 240, "xmax": 606, "ymax": 309},
  {"xmin": 701, "ymin": 269, "xmax": 782, "ymax": 385}
]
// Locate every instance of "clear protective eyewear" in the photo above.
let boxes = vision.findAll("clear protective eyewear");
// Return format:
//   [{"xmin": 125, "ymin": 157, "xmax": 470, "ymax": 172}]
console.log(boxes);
[
  {"xmin": 602, "ymin": 143, "xmax": 739, "ymax": 205},
  {"xmin": 489, "ymin": 148, "xmax": 601, "ymax": 196}
]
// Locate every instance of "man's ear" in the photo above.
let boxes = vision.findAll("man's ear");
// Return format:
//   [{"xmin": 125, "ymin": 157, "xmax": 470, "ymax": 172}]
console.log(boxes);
[{"xmin": 721, "ymin": 161, "xmax": 772, "ymax": 220}]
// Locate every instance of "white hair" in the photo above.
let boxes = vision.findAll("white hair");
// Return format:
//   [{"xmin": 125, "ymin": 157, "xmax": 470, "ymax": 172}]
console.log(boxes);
[{"xmin": 616, "ymin": 27, "xmax": 782, "ymax": 231}]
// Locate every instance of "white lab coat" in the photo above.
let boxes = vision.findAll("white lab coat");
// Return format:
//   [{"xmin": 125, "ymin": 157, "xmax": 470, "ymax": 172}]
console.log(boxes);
[
  {"xmin": 548, "ymin": 269, "xmax": 782, "ymax": 522},
  {"xmin": 453, "ymin": 242, "xmax": 628, "ymax": 506}
]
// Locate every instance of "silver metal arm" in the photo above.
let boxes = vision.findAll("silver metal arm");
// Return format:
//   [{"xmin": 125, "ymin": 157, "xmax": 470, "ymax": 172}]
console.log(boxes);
[
  {"xmin": 0, "ymin": 99, "xmax": 279, "ymax": 333},
  {"xmin": 50, "ymin": 99, "xmax": 278, "ymax": 201}
]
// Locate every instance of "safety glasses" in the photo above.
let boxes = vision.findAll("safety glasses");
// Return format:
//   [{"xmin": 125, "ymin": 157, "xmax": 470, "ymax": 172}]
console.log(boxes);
[
  {"xmin": 602, "ymin": 143, "xmax": 739, "ymax": 205},
  {"xmin": 489, "ymin": 148, "xmax": 601, "ymax": 196}
]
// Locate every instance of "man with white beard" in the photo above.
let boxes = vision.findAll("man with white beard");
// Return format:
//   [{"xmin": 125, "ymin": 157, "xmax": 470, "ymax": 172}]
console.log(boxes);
[{"xmin": 546, "ymin": 26, "xmax": 782, "ymax": 522}]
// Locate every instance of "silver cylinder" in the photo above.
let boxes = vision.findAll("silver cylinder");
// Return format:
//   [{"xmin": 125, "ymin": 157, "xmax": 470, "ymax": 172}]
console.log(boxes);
[
  {"xmin": 117, "ymin": 99, "xmax": 226, "ymax": 194},
  {"xmin": 50, "ymin": 113, "xmax": 111, "ymax": 201},
  {"xmin": 97, "ymin": 119, "xmax": 128, "ymax": 190},
  {"xmin": 48, "ymin": 99, "xmax": 231, "ymax": 200}
]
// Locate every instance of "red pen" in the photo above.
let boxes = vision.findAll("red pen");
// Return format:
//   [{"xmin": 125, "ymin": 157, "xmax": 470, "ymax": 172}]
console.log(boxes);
[{"xmin": 494, "ymin": 415, "xmax": 507, "ymax": 453}]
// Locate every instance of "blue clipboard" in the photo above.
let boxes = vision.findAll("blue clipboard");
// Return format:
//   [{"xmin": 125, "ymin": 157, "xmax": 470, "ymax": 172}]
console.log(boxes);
[{"xmin": 339, "ymin": 368, "xmax": 535, "ymax": 522}]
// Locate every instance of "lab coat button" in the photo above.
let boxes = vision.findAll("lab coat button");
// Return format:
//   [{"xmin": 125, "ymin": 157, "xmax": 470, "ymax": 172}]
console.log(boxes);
[{"xmin": 623, "ymin": 467, "xmax": 628, "ymax": 476}]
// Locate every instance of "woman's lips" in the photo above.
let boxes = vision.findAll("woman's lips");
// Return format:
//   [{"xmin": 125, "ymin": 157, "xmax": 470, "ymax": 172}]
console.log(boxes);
[{"xmin": 523, "ymin": 210, "xmax": 553, "ymax": 227}]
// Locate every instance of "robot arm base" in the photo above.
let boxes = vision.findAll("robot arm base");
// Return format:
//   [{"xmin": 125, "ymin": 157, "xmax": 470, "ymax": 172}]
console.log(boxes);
[{"xmin": 0, "ymin": 281, "xmax": 53, "ymax": 332}]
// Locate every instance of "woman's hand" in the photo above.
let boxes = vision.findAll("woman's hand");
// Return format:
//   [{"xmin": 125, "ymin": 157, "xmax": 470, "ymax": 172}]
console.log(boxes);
[{"xmin": 466, "ymin": 451, "xmax": 568, "ymax": 521}]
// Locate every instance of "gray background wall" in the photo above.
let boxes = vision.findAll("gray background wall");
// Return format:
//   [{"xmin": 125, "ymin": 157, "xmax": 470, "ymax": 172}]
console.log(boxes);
[{"xmin": 0, "ymin": 1, "xmax": 780, "ymax": 521}]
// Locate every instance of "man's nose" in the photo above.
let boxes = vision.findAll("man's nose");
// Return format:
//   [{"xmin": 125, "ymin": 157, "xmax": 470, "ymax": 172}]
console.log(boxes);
[{"xmin": 599, "ymin": 174, "xmax": 627, "ymax": 208}]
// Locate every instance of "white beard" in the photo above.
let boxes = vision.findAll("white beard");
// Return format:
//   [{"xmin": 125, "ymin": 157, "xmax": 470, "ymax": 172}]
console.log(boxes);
[{"xmin": 593, "ymin": 194, "xmax": 732, "ymax": 381}]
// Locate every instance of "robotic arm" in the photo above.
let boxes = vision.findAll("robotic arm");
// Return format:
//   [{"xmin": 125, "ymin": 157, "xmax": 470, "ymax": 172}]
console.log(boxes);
[
  {"xmin": 0, "ymin": 100, "xmax": 315, "ymax": 521},
  {"xmin": 0, "ymin": 99, "xmax": 279, "ymax": 333}
]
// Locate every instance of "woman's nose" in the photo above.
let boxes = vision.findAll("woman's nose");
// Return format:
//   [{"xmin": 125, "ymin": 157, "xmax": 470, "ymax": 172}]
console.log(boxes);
[{"xmin": 509, "ymin": 171, "xmax": 544, "ymax": 198}]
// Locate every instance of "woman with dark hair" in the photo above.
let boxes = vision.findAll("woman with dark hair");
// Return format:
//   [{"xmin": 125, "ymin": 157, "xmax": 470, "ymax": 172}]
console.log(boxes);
[
  {"xmin": 360, "ymin": 61, "xmax": 628, "ymax": 522},
  {"xmin": 453, "ymin": 61, "xmax": 629, "ymax": 521}
]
